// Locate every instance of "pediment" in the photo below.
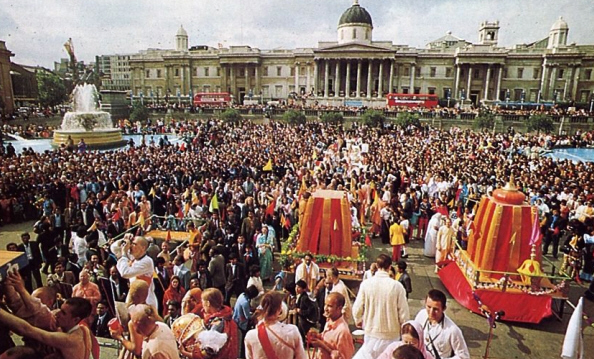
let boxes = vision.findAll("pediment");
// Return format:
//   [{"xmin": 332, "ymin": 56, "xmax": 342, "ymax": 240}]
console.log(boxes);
[{"xmin": 316, "ymin": 42, "xmax": 393, "ymax": 53}]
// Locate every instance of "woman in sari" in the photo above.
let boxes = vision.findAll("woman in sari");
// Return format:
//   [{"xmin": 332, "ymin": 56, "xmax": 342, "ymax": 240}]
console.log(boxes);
[
  {"xmin": 162, "ymin": 275, "xmax": 186, "ymax": 316},
  {"xmin": 256, "ymin": 225, "xmax": 274, "ymax": 281}
]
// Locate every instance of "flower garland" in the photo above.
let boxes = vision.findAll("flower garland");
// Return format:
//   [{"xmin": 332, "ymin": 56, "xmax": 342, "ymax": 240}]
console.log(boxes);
[{"xmin": 279, "ymin": 224, "xmax": 369, "ymax": 272}]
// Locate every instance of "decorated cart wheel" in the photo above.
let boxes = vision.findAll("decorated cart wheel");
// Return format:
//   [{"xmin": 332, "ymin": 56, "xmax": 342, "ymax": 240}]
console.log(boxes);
[{"xmin": 171, "ymin": 313, "xmax": 205, "ymax": 352}]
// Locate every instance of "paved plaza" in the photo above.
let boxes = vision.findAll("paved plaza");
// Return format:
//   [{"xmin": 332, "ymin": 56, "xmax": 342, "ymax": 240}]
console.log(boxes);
[{"xmin": 1, "ymin": 220, "xmax": 593, "ymax": 358}]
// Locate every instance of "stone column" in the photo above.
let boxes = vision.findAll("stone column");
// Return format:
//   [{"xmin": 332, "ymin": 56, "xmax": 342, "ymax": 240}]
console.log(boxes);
[
  {"xmin": 307, "ymin": 63, "xmax": 311, "ymax": 93},
  {"xmin": 378, "ymin": 60, "xmax": 384, "ymax": 97},
  {"xmin": 313, "ymin": 60, "xmax": 319, "ymax": 95},
  {"xmin": 367, "ymin": 60, "xmax": 372, "ymax": 99},
  {"xmin": 335, "ymin": 61, "xmax": 341, "ymax": 96},
  {"xmin": 540, "ymin": 59, "xmax": 549, "ymax": 100},
  {"xmin": 484, "ymin": 66, "xmax": 491, "ymax": 101},
  {"xmin": 571, "ymin": 65, "xmax": 580, "ymax": 101},
  {"xmin": 324, "ymin": 60, "xmax": 330, "ymax": 97},
  {"xmin": 388, "ymin": 60, "xmax": 394, "ymax": 93},
  {"xmin": 295, "ymin": 62, "xmax": 299, "ymax": 91},
  {"xmin": 255, "ymin": 66, "xmax": 260, "ymax": 95},
  {"xmin": 230, "ymin": 66, "xmax": 236, "ymax": 98},
  {"xmin": 410, "ymin": 63, "xmax": 416, "ymax": 92},
  {"xmin": 345, "ymin": 61, "xmax": 351, "ymax": 98},
  {"xmin": 245, "ymin": 66, "xmax": 250, "ymax": 93},
  {"xmin": 496, "ymin": 66, "xmax": 503, "ymax": 101},
  {"xmin": 549, "ymin": 65, "xmax": 558, "ymax": 99},
  {"xmin": 454, "ymin": 65, "xmax": 461, "ymax": 98},
  {"xmin": 466, "ymin": 67, "xmax": 472, "ymax": 97},
  {"xmin": 356, "ymin": 60, "xmax": 362, "ymax": 97}
]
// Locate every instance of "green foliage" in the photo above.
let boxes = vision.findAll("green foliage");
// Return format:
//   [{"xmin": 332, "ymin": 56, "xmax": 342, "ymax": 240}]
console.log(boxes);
[
  {"xmin": 473, "ymin": 110, "xmax": 495, "ymax": 131},
  {"xmin": 36, "ymin": 71, "xmax": 68, "ymax": 107},
  {"xmin": 395, "ymin": 112, "xmax": 421, "ymax": 128},
  {"xmin": 319, "ymin": 112, "xmax": 344, "ymax": 125},
  {"xmin": 527, "ymin": 114, "xmax": 554, "ymax": 134},
  {"xmin": 282, "ymin": 109, "xmax": 306, "ymax": 125},
  {"xmin": 361, "ymin": 109, "xmax": 386, "ymax": 127},
  {"xmin": 129, "ymin": 103, "xmax": 149, "ymax": 123},
  {"xmin": 221, "ymin": 108, "xmax": 242, "ymax": 124}
]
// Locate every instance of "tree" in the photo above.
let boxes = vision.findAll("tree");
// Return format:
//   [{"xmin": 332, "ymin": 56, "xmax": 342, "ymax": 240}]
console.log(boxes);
[
  {"xmin": 319, "ymin": 112, "xmax": 344, "ymax": 125},
  {"xmin": 395, "ymin": 112, "xmax": 421, "ymax": 128},
  {"xmin": 361, "ymin": 109, "xmax": 386, "ymax": 127},
  {"xmin": 282, "ymin": 109, "xmax": 306, "ymax": 125},
  {"xmin": 221, "ymin": 108, "xmax": 242, "ymax": 124},
  {"xmin": 129, "ymin": 103, "xmax": 149, "ymax": 123},
  {"xmin": 526, "ymin": 113, "xmax": 554, "ymax": 134},
  {"xmin": 37, "ymin": 71, "xmax": 68, "ymax": 108},
  {"xmin": 473, "ymin": 109, "xmax": 495, "ymax": 131}
]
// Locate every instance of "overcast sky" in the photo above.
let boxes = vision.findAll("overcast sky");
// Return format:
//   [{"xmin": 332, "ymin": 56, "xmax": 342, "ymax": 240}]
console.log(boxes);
[{"xmin": 1, "ymin": 0, "xmax": 593, "ymax": 69}]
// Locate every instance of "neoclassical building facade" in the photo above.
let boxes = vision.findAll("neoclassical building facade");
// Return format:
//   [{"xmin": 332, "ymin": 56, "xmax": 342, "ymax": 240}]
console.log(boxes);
[{"xmin": 127, "ymin": 1, "xmax": 594, "ymax": 107}]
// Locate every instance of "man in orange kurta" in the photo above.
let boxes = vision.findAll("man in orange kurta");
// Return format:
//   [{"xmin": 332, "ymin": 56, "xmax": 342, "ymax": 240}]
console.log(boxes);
[{"xmin": 309, "ymin": 292, "xmax": 355, "ymax": 359}]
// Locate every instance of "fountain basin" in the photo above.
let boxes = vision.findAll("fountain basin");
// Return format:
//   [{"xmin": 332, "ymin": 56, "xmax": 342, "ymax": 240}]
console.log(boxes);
[{"xmin": 52, "ymin": 129, "xmax": 127, "ymax": 150}]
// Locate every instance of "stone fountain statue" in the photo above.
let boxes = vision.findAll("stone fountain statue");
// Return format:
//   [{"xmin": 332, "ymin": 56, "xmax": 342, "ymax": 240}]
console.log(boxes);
[{"xmin": 52, "ymin": 83, "xmax": 126, "ymax": 149}]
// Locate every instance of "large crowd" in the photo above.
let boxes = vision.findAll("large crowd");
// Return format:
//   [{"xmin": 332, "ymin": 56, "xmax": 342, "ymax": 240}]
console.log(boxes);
[{"xmin": 1, "ymin": 118, "xmax": 594, "ymax": 358}]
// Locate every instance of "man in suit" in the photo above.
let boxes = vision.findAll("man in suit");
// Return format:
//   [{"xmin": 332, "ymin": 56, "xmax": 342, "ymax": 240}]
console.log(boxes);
[
  {"xmin": 91, "ymin": 301, "xmax": 113, "ymax": 338},
  {"xmin": 154, "ymin": 256, "xmax": 172, "ymax": 315},
  {"xmin": 49, "ymin": 261, "xmax": 76, "ymax": 299},
  {"xmin": 163, "ymin": 300, "xmax": 181, "ymax": 328},
  {"xmin": 224, "ymin": 253, "xmax": 246, "ymax": 305},
  {"xmin": 17, "ymin": 232, "xmax": 43, "ymax": 292},
  {"xmin": 316, "ymin": 277, "xmax": 333, "ymax": 330},
  {"xmin": 109, "ymin": 265, "xmax": 129, "ymax": 302},
  {"xmin": 106, "ymin": 211, "xmax": 125, "ymax": 239},
  {"xmin": 208, "ymin": 247, "xmax": 226, "ymax": 294}
]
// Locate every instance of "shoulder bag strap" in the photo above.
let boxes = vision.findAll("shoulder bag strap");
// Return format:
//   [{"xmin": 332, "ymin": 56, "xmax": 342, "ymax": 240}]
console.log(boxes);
[{"xmin": 257, "ymin": 322, "xmax": 281, "ymax": 359}]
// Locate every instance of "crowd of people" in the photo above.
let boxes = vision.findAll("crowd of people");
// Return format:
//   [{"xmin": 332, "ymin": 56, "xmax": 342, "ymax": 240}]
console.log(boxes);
[{"xmin": 1, "ymin": 117, "xmax": 594, "ymax": 358}]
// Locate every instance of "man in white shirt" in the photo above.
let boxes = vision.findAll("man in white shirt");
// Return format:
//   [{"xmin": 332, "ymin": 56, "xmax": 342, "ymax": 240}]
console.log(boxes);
[
  {"xmin": 295, "ymin": 253, "xmax": 320, "ymax": 292},
  {"xmin": 415, "ymin": 289, "xmax": 470, "ymax": 359},
  {"xmin": 116, "ymin": 236, "xmax": 158, "ymax": 308},
  {"xmin": 325, "ymin": 267, "xmax": 353, "ymax": 324},
  {"xmin": 352, "ymin": 254, "xmax": 409, "ymax": 359}
]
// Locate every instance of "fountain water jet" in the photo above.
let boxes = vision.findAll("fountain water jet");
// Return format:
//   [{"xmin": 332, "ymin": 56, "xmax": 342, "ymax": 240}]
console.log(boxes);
[{"xmin": 52, "ymin": 84, "xmax": 126, "ymax": 149}]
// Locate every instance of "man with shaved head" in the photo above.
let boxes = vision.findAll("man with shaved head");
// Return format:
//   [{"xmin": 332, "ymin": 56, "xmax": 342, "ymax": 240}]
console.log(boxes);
[
  {"xmin": 116, "ymin": 236, "xmax": 158, "ymax": 308},
  {"xmin": 129, "ymin": 304, "xmax": 179, "ymax": 359}
]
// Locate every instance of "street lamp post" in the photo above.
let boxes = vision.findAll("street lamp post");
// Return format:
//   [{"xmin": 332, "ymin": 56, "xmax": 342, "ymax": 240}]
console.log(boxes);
[
  {"xmin": 589, "ymin": 96, "xmax": 594, "ymax": 113},
  {"xmin": 130, "ymin": 90, "xmax": 134, "ymax": 106},
  {"xmin": 446, "ymin": 88, "xmax": 451, "ymax": 108},
  {"xmin": 520, "ymin": 89, "xmax": 525, "ymax": 110},
  {"xmin": 505, "ymin": 89, "xmax": 510, "ymax": 109},
  {"xmin": 140, "ymin": 91, "xmax": 144, "ymax": 106},
  {"xmin": 177, "ymin": 89, "xmax": 181, "ymax": 106}
]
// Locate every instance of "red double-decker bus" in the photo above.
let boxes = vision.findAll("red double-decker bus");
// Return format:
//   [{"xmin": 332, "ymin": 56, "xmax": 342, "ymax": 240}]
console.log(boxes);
[
  {"xmin": 193, "ymin": 92, "xmax": 231, "ymax": 106},
  {"xmin": 386, "ymin": 93, "xmax": 439, "ymax": 108}
]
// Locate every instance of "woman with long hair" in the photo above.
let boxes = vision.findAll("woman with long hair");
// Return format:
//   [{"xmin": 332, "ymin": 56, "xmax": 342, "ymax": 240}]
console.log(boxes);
[
  {"xmin": 162, "ymin": 275, "xmax": 186, "ymax": 316},
  {"xmin": 245, "ymin": 291, "xmax": 307, "ymax": 359}
]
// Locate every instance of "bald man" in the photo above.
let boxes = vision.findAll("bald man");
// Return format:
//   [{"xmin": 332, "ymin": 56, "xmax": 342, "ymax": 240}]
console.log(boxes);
[
  {"xmin": 129, "ymin": 304, "xmax": 179, "ymax": 359},
  {"xmin": 116, "ymin": 236, "xmax": 158, "ymax": 308}
]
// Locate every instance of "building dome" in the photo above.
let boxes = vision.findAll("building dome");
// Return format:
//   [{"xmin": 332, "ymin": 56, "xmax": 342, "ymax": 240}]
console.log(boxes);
[
  {"xmin": 176, "ymin": 25, "xmax": 188, "ymax": 37},
  {"xmin": 338, "ymin": 0, "xmax": 372, "ymax": 27},
  {"xmin": 550, "ymin": 17, "xmax": 568, "ymax": 31}
]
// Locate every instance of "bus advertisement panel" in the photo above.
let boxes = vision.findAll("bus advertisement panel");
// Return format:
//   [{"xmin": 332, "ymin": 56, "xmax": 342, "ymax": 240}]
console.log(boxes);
[
  {"xmin": 193, "ymin": 92, "xmax": 231, "ymax": 106},
  {"xmin": 386, "ymin": 93, "xmax": 439, "ymax": 108}
]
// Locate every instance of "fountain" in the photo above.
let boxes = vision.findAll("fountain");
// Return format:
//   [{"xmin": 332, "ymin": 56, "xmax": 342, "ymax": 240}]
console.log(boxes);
[{"xmin": 52, "ymin": 83, "xmax": 126, "ymax": 149}]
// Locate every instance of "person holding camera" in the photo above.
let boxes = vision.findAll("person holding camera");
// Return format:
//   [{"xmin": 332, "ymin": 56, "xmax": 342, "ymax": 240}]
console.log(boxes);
[{"xmin": 116, "ymin": 235, "xmax": 158, "ymax": 309}]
